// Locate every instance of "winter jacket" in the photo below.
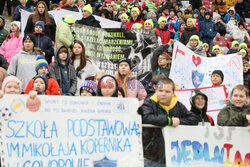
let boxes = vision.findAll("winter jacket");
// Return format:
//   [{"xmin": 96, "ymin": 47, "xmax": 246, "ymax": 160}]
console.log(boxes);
[
  {"xmin": 227, "ymin": 48, "xmax": 238, "ymax": 54},
  {"xmin": 216, "ymin": 22, "xmax": 226, "ymax": 36},
  {"xmin": 72, "ymin": 59, "xmax": 100, "ymax": 96},
  {"xmin": 0, "ymin": 55, "xmax": 8, "ymax": 70},
  {"xmin": 189, "ymin": 0, "xmax": 202, "ymax": 10},
  {"xmin": 232, "ymin": 29, "xmax": 250, "ymax": 43},
  {"xmin": 235, "ymin": 1, "xmax": 249, "ymax": 20},
  {"xmin": 125, "ymin": 75, "xmax": 147, "ymax": 106},
  {"xmin": 49, "ymin": 46, "xmax": 77, "ymax": 95},
  {"xmin": 125, "ymin": 17, "xmax": 145, "ymax": 29},
  {"xmin": 183, "ymin": 9, "xmax": 193, "ymax": 20},
  {"xmin": 180, "ymin": 27, "xmax": 200, "ymax": 45},
  {"xmin": 0, "ymin": 32, "xmax": 23, "ymax": 64},
  {"xmin": 151, "ymin": 44, "xmax": 170, "ymax": 77},
  {"xmin": 0, "ymin": 16, "xmax": 8, "ymax": 47},
  {"xmin": 138, "ymin": 94, "xmax": 198, "ymax": 163},
  {"xmin": 167, "ymin": 15, "xmax": 180, "ymax": 38},
  {"xmin": 75, "ymin": 15, "xmax": 101, "ymax": 28},
  {"xmin": 174, "ymin": 30, "xmax": 183, "ymax": 41},
  {"xmin": 243, "ymin": 70, "xmax": 250, "ymax": 91},
  {"xmin": 200, "ymin": 17, "xmax": 217, "ymax": 40},
  {"xmin": 186, "ymin": 42, "xmax": 207, "ymax": 57},
  {"xmin": 24, "ymin": 15, "xmax": 56, "ymax": 42},
  {"xmin": 217, "ymin": 102, "xmax": 250, "ymax": 126},
  {"xmin": 224, "ymin": 7, "xmax": 240, "ymax": 24},
  {"xmin": 224, "ymin": 0, "xmax": 236, "ymax": 9},
  {"xmin": 24, "ymin": 75, "xmax": 61, "ymax": 95},
  {"xmin": 61, "ymin": 4, "xmax": 79, "ymax": 12},
  {"xmin": 7, "ymin": 50, "xmax": 37, "ymax": 90},
  {"xmin": 56, "ymin": 20, "xmax": 74, "ymax": 48},
  {"xmin": 14, "ymin": 5, "xmax": 33, "ymax": 21},
  {"xmin": 155, "ymin": 26, "xmax": 171, "ymax": 44},
  {"xmin": 190, "ymin": 90, "xmax": 214, "ymax": 126},
  {"xmin": 33, "ymin": 32, "xmax": 54, "ymax": 64},
  {"xmin": 211, "ymin": 0, "xmax": 227, "ymax": 14},
  {"xmin": 226, "ymin": 21, "xmax": 238, "ymax": 35}
]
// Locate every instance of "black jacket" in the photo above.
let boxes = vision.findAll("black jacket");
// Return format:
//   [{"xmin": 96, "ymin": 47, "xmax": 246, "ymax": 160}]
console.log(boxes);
[
  {"xmin": 24, "ymin": 15, "xmax": 57, "ymax": 42},
  {"xmin": 244, "ymin": 69, "xmax": 250, "ymax": 91},
  {"xmin": 189, "ymin": 0, "xmax": 202, "ymax": 10},
  {"xmin": 235, "ymin": 1, "xmax": 249, "ymax": 20},
  {"xmin": 215, "ymin": 22, "xmax": 226, "ymax": 36},
  {"xmin": 0, "ymin": 55, "xmax": 8, "ymax": 70},
  {"xmin": 151, "ymin": 44, "xmax": 170, "ymax": 78},
  {"xmin": 33, "ymin": 33, "xmax": 54, "ymax": 64},
  {"xmin": 227, "ymin": 48, "xmax": 238, "ymax": 54},
  {"xmin": 180, "ymin": 27, "xmax": 200, "ymax": 45},
  {"xmin": 61, "ymin": 5, "xmax": 79, "ymax": 12},
  {"xmin": 75, "ymin": 15, "xmax": 101, "ymax": 28}
]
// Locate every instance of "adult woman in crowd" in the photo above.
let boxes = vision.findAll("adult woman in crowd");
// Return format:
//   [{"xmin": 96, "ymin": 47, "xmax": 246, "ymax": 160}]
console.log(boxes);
[{"xmin": 24, "ymin": 1, "xmax": 56, "ymax": 42}]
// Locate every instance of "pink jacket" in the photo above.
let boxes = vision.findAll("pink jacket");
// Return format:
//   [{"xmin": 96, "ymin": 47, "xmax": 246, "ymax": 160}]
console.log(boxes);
[
  {"xmin": 0, "ymin": 32, "xmax": 23, "ymax": 63},
  {"xmin": 126, "ymin": 75, "xmax": 147, "ymax": 106}
]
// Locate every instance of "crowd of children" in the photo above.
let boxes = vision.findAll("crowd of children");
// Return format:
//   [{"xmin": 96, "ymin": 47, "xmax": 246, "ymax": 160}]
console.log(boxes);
[{"xmin": 0, "ymin": 0, "xmax": 250, "ymax": 166}]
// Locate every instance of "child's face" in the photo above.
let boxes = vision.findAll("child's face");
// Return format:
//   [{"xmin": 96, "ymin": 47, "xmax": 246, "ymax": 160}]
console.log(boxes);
[
  {"xmin": 159, "ymin": 20, "xmax": 166, "ymax": 28},
  {"xmin": 101, "ymin": 81, "xmax": 115, "ymax": 97},
  {"xmin": 170, "ymin": 11, "xmax": 175, "ymax": 17},
  {"xmin": 158, "ymin": 55, "xmax": 168, "ymax": 67},
  {"xmin": 200, "ymin": 9, "xmax": 205, "ymax": 14},
  {"xmin": 121, "ymin": 17, "xmax": 127, "ymax": 23},
  {"xmin": 239, "ymin": 25, "xmax": 244, "ymax": 30},
  {"xmin": 4, "ymin": 82, "xmax": 20, "ymax": 94},
  {"xmin": 35, "ymin": 25, "xmax": 43, "ymax": 33},
  {"xmin": 149, "ymin": 13, "xmax": 154, "ymax": 19},
  {"xmin": 243, "ymin": 63, "xmax": 249, "ymax": 73},
  {"xmin": 144, "ymin": 22, "xmax": 152, "ymax": 30},
  {"xmin": 34, "ymin": 78, "xmax": 46, "ymax": 93},
  {"xmin": 20, "ymin": 0, "xmax": 26, "ymax": 4},
  {"xmin": 194, "ymin": 95, "xmax": 206, "ymax": 110},
  {"xmin": 156, "ymin": 83, "xmax": 174, "ymax": 106},
  {"xmin": 58, "ymin": 51, "xmax": 67, "ymax": 61},
  {"xmin": 187, "ymin": 20, "xmax": 193, "ymax": 27},
  {"xmin": 205, "ymin": 14, "xmax": 210, "ymax": 20},
  {"xmin": 0, "ymin": 18, "xmax": 4, "ymax": 27},
  {"xmin": 37, "ymin": 3, "xmax": 45, "ymax": 14},
  {"xmin": 231, "ymin": 89, "xmax": 248, "ymax": 108},
  {"xmin": 38, "ymin": 66, "xmax": 48, "ymax": 75},
  {"xmin": 214, "ymin": 48, "xmax": 220, "ymax": 54},
  {"xmin": 233, "ymin": 44, "xmax": 239, "ymax": 50},
  {"xmin": 10, "ymin": 24, "xmax": 18, "ymax": 32},
  {"xmin": 131, "ymin": 10, "xmax": 138, "ymax": 18},
  {"xmin": 187, "ymin": 6, "xmax": 192, "ymax": 11},
  {"xmin": 180, "ymin": 24, "xmax": 186, "ymax": 30},
  {"xmin": 211, "ymin": 74, "xmax": 222, "ymax": 86},
  {"xmin": 193, "ymin": 13, "xmax": 198, "ymax": 18},
  {"xmin": 80, "ymin": 89, "xmax": 92, "ymax": 96},
  {"xmin": 190, "ymin": 39, "xmax": 198, "ymax": 47},
  {"xmin": 23, "ymin": 39, "xmax": 34, "ymax": 51},
  {"xmin": 73, "ymin": 43, "xmax": 83, "ymax": 55},
  {"xmin": 203, "ymin": 45, "xmax": 209, "ymax": 52},
  {"xmin": 118, "ymin": 62, "xmax": 130, "ymax": 76}
]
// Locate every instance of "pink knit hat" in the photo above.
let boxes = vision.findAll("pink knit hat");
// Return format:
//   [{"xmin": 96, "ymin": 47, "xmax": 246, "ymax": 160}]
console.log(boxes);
[{"xmin": 2, "ymin": 76, "xmax": 22, "ymax": 93}]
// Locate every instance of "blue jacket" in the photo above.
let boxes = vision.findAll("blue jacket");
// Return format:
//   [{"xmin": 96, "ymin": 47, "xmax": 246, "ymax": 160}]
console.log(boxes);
[
  {"xmin": 200, "ymin": 18, "xmax": 217, "ymax": 40},
  {"xmin": 14, "ymin": 5, "xmax": 33, "ymax": 21},
  {"xmin": 224, "ymin": 13, "xmax": 240, "ymax": 23}
]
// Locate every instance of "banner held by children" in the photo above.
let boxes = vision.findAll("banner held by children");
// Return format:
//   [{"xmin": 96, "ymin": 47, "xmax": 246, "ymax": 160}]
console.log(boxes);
[
  {"xmin": 170, "ymin": 41, "xmax": 243, "ymax": 92},
  {"xmin": 0, "ymin": 95, "xmax": 143, "ymax": 167},
  {"xmin": 175, "ymin": 85, "xmax": 227, "ymax": 123},
  {"xmin": 74, "ymin": 24, "xmax": 158, "ymax": 77},
  {"xmin": 163, "ymin": 126, "xmax": 250, "ymax": 167}
]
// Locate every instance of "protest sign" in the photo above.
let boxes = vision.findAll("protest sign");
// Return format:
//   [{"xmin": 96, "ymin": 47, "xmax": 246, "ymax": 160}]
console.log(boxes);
[
  {"xmin": 21, "ymin": 9, "xmax": 121, "ymax": 34},
  {"xmin": 74, "ymin": 25, "xmax": 158, "ymax": 77},
  {"xmin": 169, "ymin": 41, "xmax": 243, "ymax": 92},
  {"xmin": 163, "ymin": 126, "xmax": 250, "ymax": 167},
  {"xmin": 0, "ymin": 95, "xmax": 143, "ymax": 167},
  {"xmin": 175, "ymin": 85, "xmax": 227, "ymax": 124}
]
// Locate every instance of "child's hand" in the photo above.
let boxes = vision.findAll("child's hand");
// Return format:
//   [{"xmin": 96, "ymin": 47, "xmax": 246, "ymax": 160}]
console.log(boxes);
[
  {"xmin": 172, "ymin": 117, "xmax": 180, "ymax": 127},
  {"xmin": 0, "ymin": 90, "xmax": 4, "ymax": 99},
  {"xmin": 19, "ymin": 9, "xmax": 22, "ymax": 13},
  {"xmin": 224, "ymin": 98, "xmax": 229, "ymax": 104},
  {"xmin": 29, "ymin": 90, "xmax": 38, "ymax": 100},
  {"xmin": 246, "ymin": 115, "xmax": 250, "ymax": 124}
]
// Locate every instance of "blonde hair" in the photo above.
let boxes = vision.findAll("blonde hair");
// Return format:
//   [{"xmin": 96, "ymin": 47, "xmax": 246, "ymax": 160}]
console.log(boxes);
[
  {"xmin": 115, "ymin": 69, "xmax": 132, "ymax": 97},
  {"xmin": 231, "ymin": 85, "xmax": 249, "ymax": 98}
]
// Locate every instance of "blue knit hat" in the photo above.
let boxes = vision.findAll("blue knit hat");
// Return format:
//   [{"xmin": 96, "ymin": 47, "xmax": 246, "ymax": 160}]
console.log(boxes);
[
  {"xmin": 35, "ymin": 55, "xmax": 48, "ymax": 73},
  {"xmin": 34, "ymin": 21, "xmax": 45, "ymax": 30},
  {"xmin": 33, "ymin": 74, "xmax": 48, "ymax": 92},
  {"xmin": 80, "ymin": 80, "xmax": 97, "ymax": 96}
]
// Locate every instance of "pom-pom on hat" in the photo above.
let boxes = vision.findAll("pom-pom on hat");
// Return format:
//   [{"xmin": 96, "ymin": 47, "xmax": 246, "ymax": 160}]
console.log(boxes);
[{"xmin": 35, "ymin": 55, "xmax": 48, "ymax": 73}]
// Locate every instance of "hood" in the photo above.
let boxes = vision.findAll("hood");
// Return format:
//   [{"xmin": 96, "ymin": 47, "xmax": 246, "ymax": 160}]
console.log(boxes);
[
  {"xmin": 55, "ymin": 45, "xmax": 69, "ymax": 65},
  {"xmin": 0, "ymin": 15, "xmax": 5, "ymax": 29},
  {"xmin": 228, "ymin": 7, "xmax": 235, "ymax": 16},
  {"xmin": 190, "ymin": 89, "xmax": 208, "ymax": 114},
  {"xmin": 150, "ymin": 93, "xmax": 178, "ymax": 112}
]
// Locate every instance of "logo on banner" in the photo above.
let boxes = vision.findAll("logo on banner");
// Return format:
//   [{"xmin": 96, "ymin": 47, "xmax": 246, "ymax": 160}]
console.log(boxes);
[
  {"xmin": 114, "ymin": 100, "xmax": 128, "ymax": 113},
  {"xmin": 10, "ymin": 98, "xmax": 25, "ymax": 113},
  {"xmin": 192, "ymin": 70, "xmax": 204, "ymax": 88},
  {"xmin": 94, "ymin": 156, "xmax": 117, "ymax": 167}
]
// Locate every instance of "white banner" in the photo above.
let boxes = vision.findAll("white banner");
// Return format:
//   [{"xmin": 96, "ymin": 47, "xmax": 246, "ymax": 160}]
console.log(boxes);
[
  {"xmin": 21, "ymin": 9, "xmax": 121, "ymax": 34},
  {"xmin": 175, "ymin": 85, "xmax": 227, "ymax": 124},
  {"xmin": 0, "ymin": 95, "xmax": 143, "ymax": 167},
  {"xmin": 163, "ymin": 126, "xmax": 250, "ymax": 167},
  {"xmin": 170, "ymin": 41, "xmax": 243, "ymax": 92}
]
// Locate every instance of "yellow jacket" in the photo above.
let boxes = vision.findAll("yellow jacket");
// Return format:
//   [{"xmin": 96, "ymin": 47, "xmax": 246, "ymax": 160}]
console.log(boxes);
[
  {"xmin": 211, "ymin": 1, "xmax": 227, "ymax": 14},
  {"xmin": 224, "ymin": 0, "xmax": 236, "ymax": 9}
]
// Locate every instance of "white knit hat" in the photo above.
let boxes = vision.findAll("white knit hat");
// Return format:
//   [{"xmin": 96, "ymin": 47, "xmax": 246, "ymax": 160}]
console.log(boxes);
[{"xmin": 11, "ymin": 21, "xmax": 21, "ymax": 30}]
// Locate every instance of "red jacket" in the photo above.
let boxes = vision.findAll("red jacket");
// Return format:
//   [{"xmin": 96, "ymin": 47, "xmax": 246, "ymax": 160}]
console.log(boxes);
[
  {"xmin": 155, "ymin": 26, "xmax": 171, "ymax": 44},
  {"xmin": 125, "ymin": 18, "xmax": 145, "ymax": 29},
  {"xmin": 25, "ymin": 77, "xmax": 61, "ymax": 95}
]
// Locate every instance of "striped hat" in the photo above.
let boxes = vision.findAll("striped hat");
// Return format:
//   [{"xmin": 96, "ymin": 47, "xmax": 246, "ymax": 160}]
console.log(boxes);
[
  {"xmin": 35, "ymin": 55, "xmax": 48, "ymax": 73},
  {"xmin": 80, "ymin": 80, "xmax": 97, "ymax": 96}
]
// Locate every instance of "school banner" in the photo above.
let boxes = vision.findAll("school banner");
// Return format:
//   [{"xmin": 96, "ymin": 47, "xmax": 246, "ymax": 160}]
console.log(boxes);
[
  {"xmin": 175, "ymin": 85, "xmax": 227, "ymax": 124},
  {"xmin": 169, "ymin": 41, "xmax": 243, "ymax": 92},
  {"xmin": 163, "ymin": 126, "xmax": 250, "ymax": 167},
  {"xmin": 0, "ymin": 95, "xmax": 143, "ymax": 167},
  {"xmin": 21, "ymin": 9, "xmax": 121, "ymax": 34},
  {"xmin": 74, "ymin": 24, "xmax": 158, "ymax": 77}
]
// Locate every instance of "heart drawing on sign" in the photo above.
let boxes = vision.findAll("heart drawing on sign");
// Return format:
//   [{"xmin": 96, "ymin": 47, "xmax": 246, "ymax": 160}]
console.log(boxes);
[{"xmin": 192, "ymin": 55, "xmax": 201, "ymax": 67}]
